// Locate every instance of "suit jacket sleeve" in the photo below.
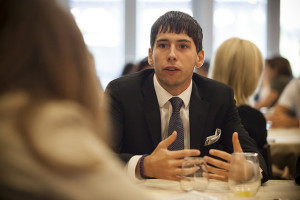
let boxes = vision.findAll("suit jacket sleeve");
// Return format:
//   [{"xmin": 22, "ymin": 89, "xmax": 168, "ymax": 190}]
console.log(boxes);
[
  {"xmin": 105, "ymin": 80, "xmax": 134, "ymax": 163},
  {"xmin": 104, "ymin": 70, "xmax": 159, "ymax": 163}
]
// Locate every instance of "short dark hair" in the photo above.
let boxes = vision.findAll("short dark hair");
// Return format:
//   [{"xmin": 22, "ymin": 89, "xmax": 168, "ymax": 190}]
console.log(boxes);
[{"xmin": 150, "ymin": 11, "xmax": 203, "ymax": 53}]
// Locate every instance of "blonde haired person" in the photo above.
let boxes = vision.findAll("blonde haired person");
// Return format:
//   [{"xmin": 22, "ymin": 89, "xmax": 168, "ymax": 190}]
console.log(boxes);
[
  {"xmin": 211, "ymin": 38, "xmax": 268, "ymax": 157},
  {"xmin": 0, "ymin": 0, "xmax": 154, "ymax": 199}
]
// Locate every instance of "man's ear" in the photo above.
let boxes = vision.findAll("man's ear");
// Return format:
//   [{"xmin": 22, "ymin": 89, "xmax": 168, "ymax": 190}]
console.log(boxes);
[
  {"xmin": 148, "ymin": 48, "xmax": 153, "ymax": 65},
  {"xmin": 196, "ymin": 50, "xmax": 205, "ymax": 67}
]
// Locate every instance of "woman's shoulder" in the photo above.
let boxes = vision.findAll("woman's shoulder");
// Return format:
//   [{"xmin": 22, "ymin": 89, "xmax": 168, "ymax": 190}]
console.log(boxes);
[
  {"xmin": 33, "ymin": 100, "xmax": 95, "ymax": 128},
  {"xmin": 27, "ymin": 99, "xmax": 106, "ymax": 172},
  {"xmin": 238, "ymin": 105, "xmax": 266, "ymax": 120}
]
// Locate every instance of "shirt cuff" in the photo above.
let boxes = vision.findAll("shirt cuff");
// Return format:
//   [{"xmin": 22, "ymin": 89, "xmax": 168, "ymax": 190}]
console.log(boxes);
[{"xmin": 125, "ymin": 155, "xmax": 145, "ymax": 183}]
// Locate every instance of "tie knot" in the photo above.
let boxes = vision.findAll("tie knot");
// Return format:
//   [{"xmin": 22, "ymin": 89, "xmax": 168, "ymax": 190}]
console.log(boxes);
[{"xmin": 169, "ymin": 97, "xmax": 183, "ymax": 112}]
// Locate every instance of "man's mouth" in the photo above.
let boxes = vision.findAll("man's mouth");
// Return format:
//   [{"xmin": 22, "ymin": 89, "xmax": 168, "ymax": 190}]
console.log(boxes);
[{"xmin": 165, "ymin": 67, "xmax": 179, "ymax": 71}]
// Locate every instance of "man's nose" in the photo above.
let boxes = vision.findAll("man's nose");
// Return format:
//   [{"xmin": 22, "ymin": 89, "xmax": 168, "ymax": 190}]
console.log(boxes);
[{"xmin": 167, "ymin": 45, "xmax": 177, "ymax": 62}]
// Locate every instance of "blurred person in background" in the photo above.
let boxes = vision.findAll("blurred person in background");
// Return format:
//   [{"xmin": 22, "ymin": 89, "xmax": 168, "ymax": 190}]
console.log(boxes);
[
  {"xmin": 266, "ymin": 78, "xmax": 300, "ymax": 179},
  {"xmin": 210, "ymin": 37, "xmax": 267, "ymax": 159},
  {"xmin": 121, "ymin": 57, "xmax": 153, "ymax": 77},
  {"xmin": 121, "ymin": 62, "xmax": 135, "ymax": 76},
  {"xmin": 255, "ymin": 56, "xmax": 293, "ymax": 110},
  {"xmin": 267, "ymin": 78, "xmax": 300, "ymax": 128},
  {"xmin": 195, "ymin": 60, "xmax": 209, "ymax": 77},
  {"xmin": 133, "ymin": 56, "xmax": 153, "ymax": 72},
  {"xmin": 0, "ymin": 0, "xmax": 155, "ymax": 199}
]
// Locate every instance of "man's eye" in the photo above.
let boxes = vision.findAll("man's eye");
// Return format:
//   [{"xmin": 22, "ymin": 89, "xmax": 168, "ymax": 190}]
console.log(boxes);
[
  {"xmin": 158, "ymin": 44, "xmax": 167, "ymax": 48},
  {"xmin": 179, "ymin": 44, "xmax": 187, "ymax": 49}
]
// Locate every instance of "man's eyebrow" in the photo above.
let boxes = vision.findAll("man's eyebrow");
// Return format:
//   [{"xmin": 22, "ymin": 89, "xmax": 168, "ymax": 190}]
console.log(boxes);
[
  {"xmin": 156, "ymin": 39, "xmax": 192, "ymax": 43},
  {"xmin": 156, "ymin": 39, "xmax": 169, "ymax": 43},
  {"xmin": 178, "ymin": 39, "xmax": 192, "ymax": 43}
]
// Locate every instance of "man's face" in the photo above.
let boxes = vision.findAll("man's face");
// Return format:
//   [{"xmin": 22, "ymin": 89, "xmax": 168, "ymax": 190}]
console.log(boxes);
[{"xmin": 148, "ymin": 31, "xmax": 204, "ymax": 96}]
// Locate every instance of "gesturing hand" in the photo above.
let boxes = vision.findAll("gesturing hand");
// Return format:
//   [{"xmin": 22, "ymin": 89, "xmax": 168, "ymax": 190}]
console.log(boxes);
[
  {"xmin": 204, "ymin": 132, "xmax": 243, "ymax": 182},
  {"xmin": 142, "ymin": 131, "xmax": 200, "ymax": 181}
]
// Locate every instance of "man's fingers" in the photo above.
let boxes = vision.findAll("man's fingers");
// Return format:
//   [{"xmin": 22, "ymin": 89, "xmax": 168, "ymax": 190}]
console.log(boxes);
[
  {"xmin": 204, "ymin": 155, "xmax": 230, "ymax": 171},
  {"xmin": 164, "ymin": 168, "xmax": 184, "ymax": 181},
  {"xmin": 232, "ymin": 132, "xmax": 243, "ymax": 153},
  {"xmin": 160, "ymin": 131, "xmax": 177, "ymax": 148},
  {"xmin": 208, "ymin": 149, "xmax": 231, "ymax": 162},
  {"xmin": 172, "ymin": 149, "xmax": 200, "ymax": 158},
  {"xmin": 163, "ymin": 159, "xmax": 185, "ymax": 169},
  {"xmin": 206, "ymin": 165, "xmax": 228, "ymax": 177}
]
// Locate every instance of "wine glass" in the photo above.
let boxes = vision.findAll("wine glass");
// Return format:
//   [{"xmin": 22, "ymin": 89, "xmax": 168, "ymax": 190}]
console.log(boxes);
[
  {"xmin": 180, "ymin": 157, "xmax": 209, "ymax": 192},
  {"xmin": 228, "ymin": 153, "xmax": 261, "ymax": 197}
]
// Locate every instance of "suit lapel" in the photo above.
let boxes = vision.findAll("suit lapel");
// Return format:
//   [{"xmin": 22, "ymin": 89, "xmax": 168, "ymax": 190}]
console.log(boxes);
[
  {"xmin": 142, "ymin": 72, "xmax": 161, "ymax": 148},
  {"xmin": 189, "ymin": 79, "xmax": 210, "ymax": 149}
]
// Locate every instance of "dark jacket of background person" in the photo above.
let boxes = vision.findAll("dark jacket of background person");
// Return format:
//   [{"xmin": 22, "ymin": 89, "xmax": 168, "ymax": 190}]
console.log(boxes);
[
  {"xmin": 237, "ymin": 106, "xmax": 268, "ymax": 153},
  {"xmin": 105, "ymin": 69, "xmax": 269, "ymax": 183},
  {"xmin": 0, "ymin": 0, "xmax": 155, "ymax": 199}
]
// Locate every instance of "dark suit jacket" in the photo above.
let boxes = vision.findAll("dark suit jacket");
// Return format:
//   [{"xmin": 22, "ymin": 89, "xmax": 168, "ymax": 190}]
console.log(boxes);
[
  {"xmin": 105, "ymin": 69, "xmax": 268, "ymax": 182},
  {"xmin": 238, "ymin": 105, "xmax": 268, "ymax": 153}
]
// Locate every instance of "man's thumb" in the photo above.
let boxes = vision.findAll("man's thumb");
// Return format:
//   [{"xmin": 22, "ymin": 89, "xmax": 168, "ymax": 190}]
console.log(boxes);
[
  {"xmin": 162, "ymin": 131, "xmax": 177, "ymax": 148},
  {"xmin": 232, "ymin": 132, "xmax": 243, "ymax": 153}
]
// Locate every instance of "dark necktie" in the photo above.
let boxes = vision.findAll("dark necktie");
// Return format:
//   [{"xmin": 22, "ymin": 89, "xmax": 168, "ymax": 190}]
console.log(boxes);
[{"xmin": 168, "ymin": 97, "xmax": 184, "ymax": 151}]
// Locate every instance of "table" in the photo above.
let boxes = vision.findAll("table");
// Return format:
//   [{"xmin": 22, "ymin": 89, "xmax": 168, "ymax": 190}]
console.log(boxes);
[
  {"xmin": 267, "ymin": 128, "xmax": 300, "ymax": 175},
  {"xmin": 141, "ymin": 179, "xmax": 300, "ymax": 200}
]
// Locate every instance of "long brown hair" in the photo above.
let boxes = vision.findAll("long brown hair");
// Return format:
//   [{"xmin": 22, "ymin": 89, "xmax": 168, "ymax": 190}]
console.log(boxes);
[
  {"xmin": 0, "ymin": 0, "xmax": 100, "ymax": 112},
  {"xmin": 0, "ymin": 0, "xmax": 106, "ymax": 171}
]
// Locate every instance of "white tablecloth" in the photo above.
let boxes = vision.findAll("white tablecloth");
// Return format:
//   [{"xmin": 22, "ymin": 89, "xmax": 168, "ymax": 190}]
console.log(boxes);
[{"xmin": 141, "ymin": 179, "xmax": 300, "ymax": 200}]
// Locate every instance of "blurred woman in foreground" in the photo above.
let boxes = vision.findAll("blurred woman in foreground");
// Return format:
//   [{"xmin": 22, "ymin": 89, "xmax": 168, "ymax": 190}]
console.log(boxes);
[{"xmin": 0, "ymin": 0, "xmax": 153, "ymax": 199}]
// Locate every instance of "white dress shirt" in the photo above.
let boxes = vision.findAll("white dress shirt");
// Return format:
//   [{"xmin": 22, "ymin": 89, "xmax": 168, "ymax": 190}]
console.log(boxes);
[{"xmin": 126, "ymin": 74, "xmax": 193, "ymax": 182}]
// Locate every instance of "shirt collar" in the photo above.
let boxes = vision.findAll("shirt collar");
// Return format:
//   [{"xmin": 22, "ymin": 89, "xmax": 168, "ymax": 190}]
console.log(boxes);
[{"xmin": 153, "ymin": 74, "xmax": 192, "ymax": 108}]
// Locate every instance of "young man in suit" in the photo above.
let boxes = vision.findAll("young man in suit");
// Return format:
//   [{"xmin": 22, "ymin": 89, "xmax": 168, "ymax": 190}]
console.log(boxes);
[{"xmin": 105, "ymin": 11, "xmax": 268, "ymax": 183}]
